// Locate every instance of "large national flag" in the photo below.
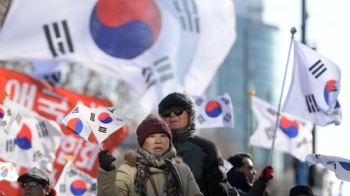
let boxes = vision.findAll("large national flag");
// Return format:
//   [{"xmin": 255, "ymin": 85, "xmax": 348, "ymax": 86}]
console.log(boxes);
[
  {"xmin": 54, "ymin": 160, "xmax": 97, "ymax": 196},
  {"xmin": 282, "ymin": 41, "xmax": 341, "ymax": 127},
  {"xmin": 191, "ymin": 93, "xmax": 234, "ymax": 129},
  {"xmin": 0, "ymin": 0, "xmax": 236, "ymax": 112},
  {"xmin": 0, "ymin": 161, "xmax": 18, "ymax": 182},
  {"xmin": 249, "ymin": 96, "xmax": 313, "ymax": 161},
  {"xmin": 306, "ymin": 154, "xmax": 350, "ymax": 181},
  {"xmin": 0, "ymin": 100, "xmax": 63, "ymax": 169},
  {"xmin": 0, "ymin": 104, "xmax": 19, "ymax": 134}
]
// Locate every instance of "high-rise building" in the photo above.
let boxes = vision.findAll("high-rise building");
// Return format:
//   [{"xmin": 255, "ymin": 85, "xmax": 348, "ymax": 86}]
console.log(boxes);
[{"xmin": 207, "ymin": 0, "xmax": 281, "ymax": 159}]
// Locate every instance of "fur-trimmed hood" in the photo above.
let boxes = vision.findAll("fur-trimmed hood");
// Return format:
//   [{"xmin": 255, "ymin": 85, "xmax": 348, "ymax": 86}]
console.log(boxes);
[{"xmin": 124, "ymin": 149, "xmax": 183, "ymax": 167}]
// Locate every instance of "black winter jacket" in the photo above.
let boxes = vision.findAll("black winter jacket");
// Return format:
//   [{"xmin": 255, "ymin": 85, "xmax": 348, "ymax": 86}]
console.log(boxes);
[
  {"xmin": 227, "ymin": 169, "xmax": 269, "ymax": 196},
  {"xmin": 173, "ymin": 130, "xmax": 228, "ymax": 196}
]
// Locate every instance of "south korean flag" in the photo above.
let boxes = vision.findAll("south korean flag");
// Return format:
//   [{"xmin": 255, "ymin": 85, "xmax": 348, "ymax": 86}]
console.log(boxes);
[{"xmin": 191, "ymin": 93, "xmax": 234, "ymax": 129}]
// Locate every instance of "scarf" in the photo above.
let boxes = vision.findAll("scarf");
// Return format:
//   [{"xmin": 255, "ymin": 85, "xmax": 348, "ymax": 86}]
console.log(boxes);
[{"xmin": 134, "ymin": 145, "xmax": 183, "ymax": 196}]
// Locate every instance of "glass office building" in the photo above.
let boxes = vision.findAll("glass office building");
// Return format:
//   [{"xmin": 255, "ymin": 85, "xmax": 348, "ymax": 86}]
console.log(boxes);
[{"xmin": 204, "ymin": 2, "xmax": 288, "ymax": 190}]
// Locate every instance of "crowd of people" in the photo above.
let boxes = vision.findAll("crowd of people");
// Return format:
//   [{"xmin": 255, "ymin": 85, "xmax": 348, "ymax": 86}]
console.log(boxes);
[{"xmin": 6, "ymin": 92, "xmax": 316, "ymax": 196}]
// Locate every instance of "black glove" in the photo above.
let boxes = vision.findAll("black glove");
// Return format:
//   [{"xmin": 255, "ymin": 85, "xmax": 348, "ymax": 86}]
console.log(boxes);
[{"xmin": 98, "ymin": 149, "xmax": 116, "ymax": 171}]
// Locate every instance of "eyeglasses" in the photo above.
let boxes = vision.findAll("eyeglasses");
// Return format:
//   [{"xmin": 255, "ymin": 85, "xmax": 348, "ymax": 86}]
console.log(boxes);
[
  {"xmin": 20, "ymin": 181, "xmax": 42, "ymax": 188},
  {"xmin": 161, "ymin": 107, "xmax": 185, "ymax": 118}
]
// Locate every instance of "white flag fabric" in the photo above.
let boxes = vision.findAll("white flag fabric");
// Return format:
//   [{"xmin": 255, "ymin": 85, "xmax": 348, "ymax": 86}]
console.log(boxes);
[
  {"xmin": 28, "ymin": 61, "xmax": 61, "ymax": 86},
  {"xmin": 223, "ymin": 159, "xmax": 233, "ymax": 173},
  {"xmin": 82, "ymin": 107, "xmax": 131, "ymax": 144},
  {"xmin": 282, "ymin": 41, "xmax": 341, "ymax": 127},
  {"xmin": 191, "ymin": 93, "xmax": 234, "ymax": 129},
  {"xmin": 249, "ymin": 96, "xmax": 313, "ymax": 161},
  {"xmin": 0, "ymin": 0, "xmax": 236, "ymax": 113},
  {"xmin": 61, "ymin": 102, "xmax": 92, "ymax": 141},
  {"xmin": 0, "ymin": 104, "xmax": 19, "ymax": 134},
  {"xmin": 54, "ymin": 160, "xmax": 97, "ymax": 196},
  {"xmin": 0, "ymin": 161, "xmax": 18, "ymax": 182},
  {"xmin": 306, "ymin": 154, "xmax": 350, "ymax": 182},
  {"xmin": 0, "ymin": 100, "xmax": 63, "ymax": 169}
]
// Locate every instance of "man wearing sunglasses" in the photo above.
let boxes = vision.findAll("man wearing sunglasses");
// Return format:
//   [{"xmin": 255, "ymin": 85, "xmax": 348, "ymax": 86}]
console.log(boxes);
[
  {"xmin": 158, "ymin": 92, "xmax": 228, "ymax": 196},
  {"xmin": 17, "ymin": 167, "xmax": 56, "ymax": 196}
]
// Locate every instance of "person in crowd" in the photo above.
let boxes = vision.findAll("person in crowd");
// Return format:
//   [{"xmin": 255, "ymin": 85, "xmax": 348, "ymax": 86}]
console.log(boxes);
[
  {"xmin": 289, "ymin": 185, "xmax": 315, "ymax": 196},
  {"xmin": 97, "ymin": 115, "xmax": 203, "ymax": 196},
  {"xmin": 227, "ymin": 153, "xmax": 274, "ymax": 196},
  {"xmin": 158, "ymin": 92, "xmax": 228, "ymax": 195},
  {"xmin": 17, "ymin": 167, "xmax": 57, "ymax": 196}
]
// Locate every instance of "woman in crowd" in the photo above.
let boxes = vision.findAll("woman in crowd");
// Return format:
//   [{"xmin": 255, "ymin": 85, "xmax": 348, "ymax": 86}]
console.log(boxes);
[{"xmin": 97, "ymin": 115, "xmax": 203, "ymax": 196}]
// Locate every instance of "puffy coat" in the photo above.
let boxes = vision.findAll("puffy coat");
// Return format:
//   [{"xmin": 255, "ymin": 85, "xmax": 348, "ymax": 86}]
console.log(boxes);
[
  {"xmin": 97, "ymin": 150, "xmax": 203, "ymax": 196},
  {"xmin": 158, "ymin": 92, "xmax": 228, "ymax": 196}
]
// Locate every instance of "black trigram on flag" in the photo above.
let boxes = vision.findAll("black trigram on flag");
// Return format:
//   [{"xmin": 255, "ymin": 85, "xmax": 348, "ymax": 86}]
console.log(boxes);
[
  {"xmin": 173, "ymin": 0, "xmax": 200, "ymax": 33},
  {"xmin": 36, "ymin": 121, "xmax": 49, "ymax": 138},
  {"xmin": 6, "ymin": 139, "xmax": 15, "ymax": 152},
  {"xmin": 220, "ymin": 97, "xmax": 230, "ymax": 105},
  {"xmin": 296, "ymin": 138, "xmax": 308, "ymax": 148},
  {"xmin": 108, "ymin": 108, "xmax": 115, "ymax": 113},
  {"xmin": 67, "ymin": 169, "xmax": 77, "ymax": 177},
  {"xmin": 309, "ymin": 59, "xmax": 327, "ymax": 79},
  {"xmin": 59, "ymin": 184, "xmax": 66, "ymax": 193},
  {"xmin": 90, "ymin": 183, "xmax": 97, "ymax": 191},
  {"xmin": 90, "ymin": 113, "xmax": 96, "ymax": 121},
  {"xmin": 33, "ymin": 151, "xmax": 43, "ymax": 162},
  {"xmin": 98, "ymin": 126, "xmax": 107, "ymax": 134},
  {"xmin": 305, "ymin": 94, "xmax": 319, "ymax": 113},
  {"xmin": 197, "ymin": 114, "xmax": 205, "ymax": 124},
  {"xmin": 43, "ymin": 20, "xmax": 74, "ymax": 57},
  {"xmin": 5, "ymin": 109, "xmax": 11, "ymax": 116},
  {"xmin": 15, "ymin": 114, "xmax": 22, "ymax": 125},
  {"xmin": 43, "ymin": 71, "xmax": 61, "ymax": 86},
  {"xmin": 142, "ymin": 56, "xmax": 173, "ymax": 89},
  {"xmin": 265, "ymin": 126, "xmax": 275, "ymax": 140},
  {"xmin": 195, "ymin": 98, "xmax": 204, "ymax": 107},
  {"xmin": 72, "ymin": 107, "xmax": 79, "ymax": 114},
  {"xmin": 223, "ymin": 113, "xmax": 232, "ymax": 123}
]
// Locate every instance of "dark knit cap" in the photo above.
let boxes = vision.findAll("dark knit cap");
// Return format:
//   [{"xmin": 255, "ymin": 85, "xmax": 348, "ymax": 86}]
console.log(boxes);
[
  {"xmin": 136, "ymin": 116, "xmax": 172, "ymax": 147},
  {"xmin": 289, "ymin": 185, "xmax": 315, "ymax": 196}
]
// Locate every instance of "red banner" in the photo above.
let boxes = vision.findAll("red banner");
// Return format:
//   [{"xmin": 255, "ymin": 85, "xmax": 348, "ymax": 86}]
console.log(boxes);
[{"xmin": 0, "ymin": 68, "xmax": 129, "ymax": 195}]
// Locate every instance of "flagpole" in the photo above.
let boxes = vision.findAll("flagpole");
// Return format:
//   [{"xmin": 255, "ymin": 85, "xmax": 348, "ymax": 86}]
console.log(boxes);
[
  {"xmin": 268, "ymin": 27, "xmax": 297, "ymax": 166},
  {"xmin": 52, "ymin": 155, "xmax": 71, "ymax": 187}
]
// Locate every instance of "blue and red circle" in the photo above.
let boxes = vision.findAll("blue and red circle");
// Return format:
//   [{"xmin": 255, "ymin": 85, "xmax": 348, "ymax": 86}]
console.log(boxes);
[
  {"xmin": 67, "ymin": 118, "xmax": 84, "ymax": 134},
  {"xmin": 324, "ymin": 80, "xmax": 338, "ymax": 104},
  {"xmin": 16, "ymin": 123, "xmax": 32, "ymax": 150},
  {"xmin": 70, "ymin": 179, "xmax": 87, "ymax": 195},
  {"xmin": 89, "ymin": 0, "xmax": 161, "ymax": 59},
  {"xmin": 0, "ymin": 168, "xmax": 8, "ymax": 178},
  {"xmin": 279, "ymin": 116, "xmax": 299, "ymax": 138},
  {"xmin": 339, "ymin": 162, "xmax": 350, "ymax": 171},
  {"xmin": 0, "ymin": 107, "xmax": 5, "ymax": 119},
  {"xmin": 205, "ymin": 100, "xmax": 222, "ymax": 118},
  {"xmin": 98, "ymin": 112, "xmax": 113, "ymax": 124}
]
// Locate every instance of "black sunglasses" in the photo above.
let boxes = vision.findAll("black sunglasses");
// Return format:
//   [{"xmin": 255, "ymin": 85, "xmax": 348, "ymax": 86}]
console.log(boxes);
[
  {"xmin": 161, "ymin": 107, "xmax": 185, "ymax": 118},
  {"xmin": 20, "ymin": 181, "xmax": 43, "ymax": 188}
]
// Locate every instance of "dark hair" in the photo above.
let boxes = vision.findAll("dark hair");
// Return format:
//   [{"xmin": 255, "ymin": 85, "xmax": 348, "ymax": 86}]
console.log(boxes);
[{"xmin": 227, "ymin": 153, "xmax": 252, "ymax": 168}]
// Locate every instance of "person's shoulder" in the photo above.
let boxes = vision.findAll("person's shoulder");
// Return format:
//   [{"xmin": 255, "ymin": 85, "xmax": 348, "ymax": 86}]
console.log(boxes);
[
  {"xmin": 190, "ymin": 135, "xmax": 218, "ymax": 149},
  {"xmin": 174, "ymin": 159, "xmax": 191, "ymax": 172},
  {"xmin": 118, "ymin": 163, "xmax": 136, "ymax": 173}
]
